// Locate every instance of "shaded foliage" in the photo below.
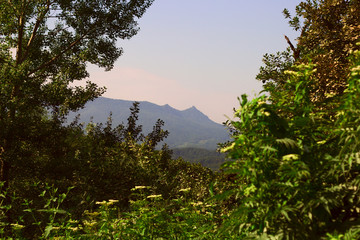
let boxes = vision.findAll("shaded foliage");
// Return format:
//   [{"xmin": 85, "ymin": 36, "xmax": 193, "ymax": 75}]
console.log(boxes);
[
  {"xmin": 221, "ymin": 44, "xmax": 360, "ymax": 240},
  {"xmin": 1, "ymin": 102, "xmax": 215, "ymax": 238},
  {"xmin": 0, "ymin": 0, "xmax": 154, "ymax": 191}
]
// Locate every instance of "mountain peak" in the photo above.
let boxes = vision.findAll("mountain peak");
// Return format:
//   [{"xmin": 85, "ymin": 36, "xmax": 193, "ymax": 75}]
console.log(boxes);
[
  {"xmin": 162, "ymin": 104, "xmax": 173, "ymax": 109},
  {"xmin": 161, "ymin": 104, "xmax": 179, "ymax": 115},
  {"xmin": 182, "ymin": 105, "xmax": 210, "ymax": 121},
  {"xmin": 68, "ymin": 97, "xmax": 229, "ymax": 149},
  {"xmin": 183, "ymin": 106, "xmax": 198, "ymax": 112}
]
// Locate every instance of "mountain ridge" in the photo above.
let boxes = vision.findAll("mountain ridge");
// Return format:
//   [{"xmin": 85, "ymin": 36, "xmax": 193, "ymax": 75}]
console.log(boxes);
[{"xmin": 67, "ymin": 97, "xmax": 229, "ymax": 150}]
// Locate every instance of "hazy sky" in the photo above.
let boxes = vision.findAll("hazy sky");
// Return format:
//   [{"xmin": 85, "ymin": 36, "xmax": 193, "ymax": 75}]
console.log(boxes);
[{"xmin": 86, "ymin": 0, "xmax": 302, "ymax": 123}]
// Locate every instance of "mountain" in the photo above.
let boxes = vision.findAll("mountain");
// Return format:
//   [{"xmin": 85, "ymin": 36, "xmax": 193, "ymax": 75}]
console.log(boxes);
[{"xmin": 67, "ymin": 97, "xmax": 230, "ymax": 150}]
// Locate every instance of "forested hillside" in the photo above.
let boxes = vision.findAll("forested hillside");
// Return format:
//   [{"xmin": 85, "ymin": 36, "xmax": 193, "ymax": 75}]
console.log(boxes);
[
  {"xmin": 1, "ymin": 0, "xmax": 360, "ymax": 239},
  {"xmin": 172, "ymin": 148, "xmax": 226, "ymax": 171}
]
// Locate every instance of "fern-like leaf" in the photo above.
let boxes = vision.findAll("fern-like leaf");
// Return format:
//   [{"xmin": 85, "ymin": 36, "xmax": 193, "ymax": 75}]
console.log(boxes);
[{"xmin": 276, "ymin": 138, "xmax": 299, "ymax": 150}]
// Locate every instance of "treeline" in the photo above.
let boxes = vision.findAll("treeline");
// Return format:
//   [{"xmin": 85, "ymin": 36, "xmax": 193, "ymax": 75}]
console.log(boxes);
[
  {"xmin": 172, "ymin": 148, "xmax": 226, "ymax": 171},
  {"xmin": 1, "ymin": 0, "xmax": 360, "ymax": 239}
]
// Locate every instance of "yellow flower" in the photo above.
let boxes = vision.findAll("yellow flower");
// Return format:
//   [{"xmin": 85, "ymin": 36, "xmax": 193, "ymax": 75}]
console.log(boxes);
[
  {"xmin": 83, "ymin": 220, "xmax": 97, "ymax": 227},
  {"xmin": 191, "ymin": 201, "xmax": 203, "ymax": 206},
  {"xmin": 132, "ymin": 186, "xmax": 148, "ymax": 191},
  {"xmin": 179, "ymin": 187, "xmax": 191, "ymax": 192},
  {"xmin": 284, "ymin": 70, "xmax": 300, "ymax": 76},
  {"xmin": 95, "ymin": 200, "xmax": 107, "ymax": 205},
  {"xmin": 147, "ymin": 194, "xmax": 162, "ymax": 199},
  {"xmin": 69, "ymin": 227, "xmax": 80, "ymax": 232},
  {"xmin": 220, "ymin": 142, "xmax": 236, "ymax": 153},
  {"xmin": 282, "ymin": 154, "xmax": 299, "ymax": 161},
  {"xmin": 11, "ymin": 223, "xmax": 25, "ymax": 230},
  {"xmin": 257, "ymin": 100, "xmax": 267, "ymax": 105},
  {"xmin": 84, "ymin": 211, "xmax": 100, "ymax": 217}
]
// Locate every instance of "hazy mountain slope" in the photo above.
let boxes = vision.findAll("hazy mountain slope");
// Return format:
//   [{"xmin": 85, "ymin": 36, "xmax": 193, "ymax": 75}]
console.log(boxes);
[{"xmin": 67, "ymin": 97, "xmax": 229, "ymax": 150}]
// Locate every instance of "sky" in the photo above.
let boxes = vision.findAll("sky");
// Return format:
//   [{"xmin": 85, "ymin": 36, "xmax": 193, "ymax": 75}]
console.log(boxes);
[{"xmin": 86, "ymin": 0, "xmax": 302, "ymax": 123}]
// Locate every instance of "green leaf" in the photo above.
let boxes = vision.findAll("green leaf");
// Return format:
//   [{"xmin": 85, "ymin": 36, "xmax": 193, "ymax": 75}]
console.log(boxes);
[
  {"xmin": 44, "ymin": 225, "xmax": 53, "ymax": 238},
  {"xmin": 276, "ymin": 138, "xmax": 299, "ymax": 150}
]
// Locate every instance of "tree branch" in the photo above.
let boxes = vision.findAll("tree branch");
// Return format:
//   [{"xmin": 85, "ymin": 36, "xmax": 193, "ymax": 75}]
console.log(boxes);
[
  {"xmin": 284, "ymin": 35, "xmax": 300, "ymax": 60},
  {"xmin": 15, "ymin": 4, "xmax": 25, "ymax": 66},
  {"xmin": 28, "ymin": 28, "xmax": 93, "ymax": 76},
  {"xmin": 22, "ymin": 0, "xmax": 52, "ymax": 63}
]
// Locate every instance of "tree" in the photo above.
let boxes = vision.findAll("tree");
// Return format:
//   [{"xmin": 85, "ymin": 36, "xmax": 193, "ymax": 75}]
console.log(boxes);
[
  {"xmin": 219, "ymin": 0, "xmax": 360, "ymax": 238},
  {"xmin": 0, "ymin": 0, "xmax": 154, "ymax": 187},
  {"xmin": 258, "ymin": 0, "xmax": 360, "ymax": 105}
]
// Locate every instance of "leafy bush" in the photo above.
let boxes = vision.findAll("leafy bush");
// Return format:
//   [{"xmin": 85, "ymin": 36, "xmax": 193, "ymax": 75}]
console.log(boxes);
[{"xmin": 220, "ymin": 47, "xmax": 360, "ymax": 239}]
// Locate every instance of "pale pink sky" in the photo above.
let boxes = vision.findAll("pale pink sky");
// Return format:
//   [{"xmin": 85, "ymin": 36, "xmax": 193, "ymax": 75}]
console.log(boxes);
[{"xmin": 84, "ymin": 0, "xmax": 302, "ymax": 123}]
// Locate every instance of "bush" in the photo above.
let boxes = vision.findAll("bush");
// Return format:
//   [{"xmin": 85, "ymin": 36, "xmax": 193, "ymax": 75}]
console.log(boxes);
[{"xmin": 220, "ymin": 47, "xmax": 360, "ymax": 239}]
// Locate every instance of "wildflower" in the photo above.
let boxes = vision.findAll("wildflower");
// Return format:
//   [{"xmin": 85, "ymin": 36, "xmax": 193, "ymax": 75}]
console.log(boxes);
[
  {"xmin": 83, "ymin": 220, "xmax": 97, "ymax": 227},
  {"xmin": 10, "ymin": 223, "xmax": 25, "ymax": 230},
  {"xmin": 191, "ymin": 201, "xmax": 204, "ymax": 207},
  {"xmin": 85, "ymin": 211, "xmax": 100, "ymax": 217},
  {"xmin": 220, "ymin": 142, "xmax": 236, "ymax": 153},
  {"xmin": 147, "ymin": 194, "xmax": 162, "ymax": 199},
  {"xmin": 69, "ymin": 227, "xmax": 79, "ymax": 232},
  {"xmin": 284, "ymin": 70, "xmax": 300, "ymax": 76},
  {"xmin": 259, "ymin": 109, "xmax": 270, "ymax": 116},
  {"xmin": 179, "ymin": 187, "xmax": 191, "ymax": 192},
  {"xmin": 95, "ymin": 200, "xmax": 107, "ymax": 205},
  {"xmin": 131, "ymin": 186, "xmax": 148, "ymax": 191},
  {"xmin": 96, "ymin": 199, "xmax": 120, "ymax": 206},
  {"xmin": 282, "ymin": 154, "xmax": 299, "ymax": 161}
]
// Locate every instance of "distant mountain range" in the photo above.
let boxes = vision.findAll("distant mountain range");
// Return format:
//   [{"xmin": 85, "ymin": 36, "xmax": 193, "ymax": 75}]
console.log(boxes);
[{"xmin": 67, "ymin": 97, "xmax": 230, "ymax": 150}]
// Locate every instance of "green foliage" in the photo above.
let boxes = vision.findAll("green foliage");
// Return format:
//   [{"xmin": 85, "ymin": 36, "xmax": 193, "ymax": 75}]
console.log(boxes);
[
  {"xmin": 3, "ymin": 1, "xmax": 360, "ymax": 239},
  {"xmin": 256, "ymin": 48, "xmax": 294, "ymax": 85},
  {"xmin": 88, "ymin": 187, "xmax": 218, "ymax": 239},
  {"xmin": 240, "ymin": 3, "xmax": 360, "ymax": 236},
  {"xmin": 220, "ymin": 47, "xmax": 360, "ymax": 239},
  {"xmin": 0, "ymin": 0, "xmax": 154, "ymax": 188},
  {"xmin": 259, "ymin": 0, "xmax": 360, "ymax": 104},
  {"xmin": 0, "ymin": 182, "xmax": 76, "ymax": 239},
  {"xmin": 0, "ymin": 102, "xmax": 217, "ymax": 238},
  {"xmin": 1, "ymin": 184, "xmax": 224, "ymax": 239},
  {"xmin": 68, "ymin": 102, "xmax": 214, "ymax": 207}
]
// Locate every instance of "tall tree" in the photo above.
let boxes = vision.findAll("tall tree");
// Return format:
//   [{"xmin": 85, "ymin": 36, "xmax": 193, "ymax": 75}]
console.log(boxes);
[
  {"xmin": 258, "ymin": 0, "xmax": 360, "ymax": 104},
  {"xmin": 0, "ymin": 0, "xmax": 154, "ymax": 187}
]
